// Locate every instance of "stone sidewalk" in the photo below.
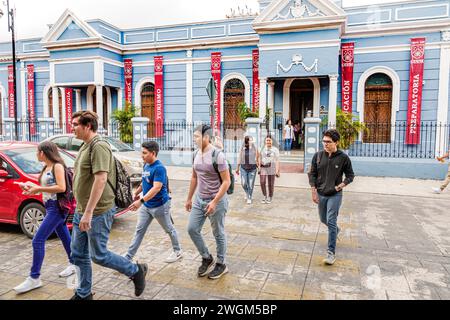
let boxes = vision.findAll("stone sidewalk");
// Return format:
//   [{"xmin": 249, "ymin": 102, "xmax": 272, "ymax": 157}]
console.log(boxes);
[{"xmin": 0, "ymin": 178, "xmax": 449, "ymax": 300}]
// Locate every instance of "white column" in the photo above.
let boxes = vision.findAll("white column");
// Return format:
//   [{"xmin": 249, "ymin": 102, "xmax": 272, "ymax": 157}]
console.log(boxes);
[
  {"xmin": 75, "ymin": 89, "xmax": 82, "ymax": 112},
  {"xmin": 436, "ymin": 42, "xmax": 450, "ymax": 156},
  {"xmin": 186, "ymin": 50, "xmax": 193, "ymax": 123},
  {"xmin": 52, "ymin": 86, "xmax": 60, "ymax": 126},
  {"xmin": 259, "ymin": 78, "xmax": 267, "ymax": 119},
  {"xmin": 268, "ymin": 81, "xmax": 275, "ymax": 128},
  {"xmin": 96, "ymin": 85, "xmax": 103, "ymax": 128},
  {"xmin": 117, "ymin": 88, "xmax": 123, "ymax": 111},
  {"xmin": 328, "ymin": 74, "xmax": 339, "ymax": 128}
]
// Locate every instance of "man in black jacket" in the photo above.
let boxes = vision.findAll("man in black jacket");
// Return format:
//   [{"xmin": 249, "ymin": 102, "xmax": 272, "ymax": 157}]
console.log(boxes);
[{"xmin": 308, "ymin": 129, "xmax": 355, "ymax": 265}]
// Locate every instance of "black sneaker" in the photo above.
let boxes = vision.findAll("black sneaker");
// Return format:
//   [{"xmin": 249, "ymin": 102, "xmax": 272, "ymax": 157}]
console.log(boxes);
[
  {"xmin": 198, "ymin": 254, "xmax": 215, "ymax": 277},
  {"xmin": 208, "ymin": 263, "xmax": 229, "ymax": 280},
  {"xmin": 70, "ymin": 292, "xmax": 94, "ymax": 300},
  {"xmin": 131, "ymin": 263, "xmax": 148, "ymax": 297}
]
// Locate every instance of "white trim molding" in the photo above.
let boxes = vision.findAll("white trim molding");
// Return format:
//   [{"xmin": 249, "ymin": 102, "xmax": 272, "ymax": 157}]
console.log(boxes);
[
  {"xmin": 356, "ymin": 66, "xmax": 401, "ymax": 142},
  {"xmin": 0, "ymin": 83, "xmax": 6, "ymax": 122},
  {"xmin": 42, "ymin": 84, "xmax": 52, "ymax": 118},
  {"xmin": 221, "ymin": 72, "xmax": 251, "ymax": 123},
  {"xmin": 134, "ymin": 76, "xmax": 155, "ymax": 115},
  {"xmin": 283, "ymin": 78, "xmax": 321, "ymax": 120}
]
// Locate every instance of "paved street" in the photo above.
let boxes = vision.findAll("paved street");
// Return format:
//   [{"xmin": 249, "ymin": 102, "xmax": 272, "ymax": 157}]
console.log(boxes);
[{"xmin": 0, "ymin": 179, "xmax": 449, "ymax": 300}]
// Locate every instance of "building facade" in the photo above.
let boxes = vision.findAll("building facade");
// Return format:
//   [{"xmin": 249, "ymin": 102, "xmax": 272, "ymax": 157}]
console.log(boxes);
[{"xmin": 1, "ymin": 0, "xmax": 450, "ymax": 178}]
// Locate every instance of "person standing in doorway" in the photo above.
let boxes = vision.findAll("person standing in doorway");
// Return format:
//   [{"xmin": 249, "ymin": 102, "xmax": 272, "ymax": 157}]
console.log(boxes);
[
  {"xmin": 258, "ymin": 136, "xmax": 280, "ymax": 204},
  {"xmin": 236, "ymin": 136, "xmax": 259, "ymax": 204},
  {"xmin": 70, "ymin": 111, "xmax": 147, "ymax": 300},
  {"xmin": 308, "ymin": 129, "xmax": 355, "ymax": 265},
  {"xmin": 13, "ymin": 141, "xmax": 76, "ymax": 294},
  {"xmin": 283, "ymin": 120, "xmax": 295, "ymax": 155},
  {"xmin": 125, "ymin": 141, "xmax": 183, "ymax": 263},
  {"xmin": 185, "ymin": 125, "xmax": 231, "ymax": 280}
]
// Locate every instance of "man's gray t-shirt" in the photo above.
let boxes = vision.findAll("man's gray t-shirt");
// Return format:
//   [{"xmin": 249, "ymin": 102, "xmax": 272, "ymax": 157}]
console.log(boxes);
[{"xmin": 194, "ymin": 146, "xmax": 228, "ymax": 199}]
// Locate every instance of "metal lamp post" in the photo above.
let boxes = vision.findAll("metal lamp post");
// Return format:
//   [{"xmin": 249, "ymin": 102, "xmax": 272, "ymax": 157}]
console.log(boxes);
[{"xmin": 0, "ymin": 0, "xmax": 19, "ymax": 141}]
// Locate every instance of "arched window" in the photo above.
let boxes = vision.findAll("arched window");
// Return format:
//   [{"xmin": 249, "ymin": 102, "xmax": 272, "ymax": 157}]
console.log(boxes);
[
  {"xmin": 363, "ymin": 73, "xmax": 393, "ymax": 143},
  {"xmin": 141, "ymin": 83, "xmax": 155, "ymax": 138}
]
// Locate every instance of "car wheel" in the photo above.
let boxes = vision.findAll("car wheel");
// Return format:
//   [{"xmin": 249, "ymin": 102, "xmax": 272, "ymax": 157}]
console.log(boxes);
[{"xmin": 19, "ymin": 203, "xmax": 46, "ymax": 239}]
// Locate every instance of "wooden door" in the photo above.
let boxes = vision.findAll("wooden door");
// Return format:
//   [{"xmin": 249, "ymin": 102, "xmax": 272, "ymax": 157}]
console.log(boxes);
[
  {"xmin": 364, "ymin": 87, "xmax": 392, "ymax": 143},
  {"xmin": 141, "ymin": 83, "xmax": 155, "ymax": 138},
  {"xmin": 224, "ymin": 79, "xmax": 245, "ymax": 139}
]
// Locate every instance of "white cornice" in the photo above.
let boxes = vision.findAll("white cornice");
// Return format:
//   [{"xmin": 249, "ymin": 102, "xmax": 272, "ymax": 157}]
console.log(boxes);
[
  {"xmin": 343, "ymin": 18, "xmax": 450, "ymax": 38},
  {"xmin": 253, "ymin": 16, "xmax": 347, "ymax": 34},
  {"xmin": 259, "ymin": 39, "xmax": 340, "ymax": 51},
  {"xmin": 354, "ymin": 42, "xmax": 446, "ymax": 54}
]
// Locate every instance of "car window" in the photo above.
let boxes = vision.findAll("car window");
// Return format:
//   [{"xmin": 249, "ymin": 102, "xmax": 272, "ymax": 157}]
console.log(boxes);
[
  {"xmin": 52, "ymin": 137, "xmax": 70, "ymax": 150},
  {"xmin": 0, "ymin": 157, "xmax": 18, "ymax": 178},
  {"xmin": 4, "ymin": 147, "xmax": 75, "ymax": 174},
  {"xmin": 104, "ymin": 137, "xmax": 134, "ymax": 152},
  {"xmin": 70, "ymin": 138, "xmax": 84, "ymax": 152}
]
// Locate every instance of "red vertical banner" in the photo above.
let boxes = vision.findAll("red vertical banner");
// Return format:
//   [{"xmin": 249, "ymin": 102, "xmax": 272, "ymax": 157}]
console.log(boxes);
[
  {"xmin": 154, "ymin": 56, "xmax": 165, "ymax": 137},
  {"xmin": 26, "ymin": 65, "xmax": 36, "ymax": 135},
  {"xmin": 341, "ymin": 43, "xmax": 354, "ymax": 114},
  {"xmin": 406, "ymin": 38, "xmax": 426, "ymax": 145},
  {"xmin": 252, "ymin": 49, "xmax": 260, "ymax": 113},
  {"xmin": 124, "ymin": 59, "xmax": 133, "ymax": 107},
  {"xmin": 211, "ymin": 52, "xmax": 222, "ymax": 134},
  {"xmin": 8, "ymin": 65, "xmax": 15, "ymax": 118},
  {"xmin": 65, "ymin": 88, "xmax": 73, "ymax": 134}
]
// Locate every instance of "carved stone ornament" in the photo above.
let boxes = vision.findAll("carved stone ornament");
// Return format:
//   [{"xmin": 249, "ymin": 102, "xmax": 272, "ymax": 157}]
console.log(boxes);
[
  {"xmin": 275, "ymin": 0, "xmax": 324, "ymax": 20},
  {"xmin": 442, "ymin": 30, "xmax": 450, "ymax": 42},
  {"xmin": 277, "ymin": 54, "xmax": 319, "ymax": 75}
]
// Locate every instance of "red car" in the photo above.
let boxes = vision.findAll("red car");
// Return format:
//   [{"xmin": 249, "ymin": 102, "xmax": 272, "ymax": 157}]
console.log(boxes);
[{"xmin": 0, "ymin": 142, "xmax": 129, "ymax": 239}]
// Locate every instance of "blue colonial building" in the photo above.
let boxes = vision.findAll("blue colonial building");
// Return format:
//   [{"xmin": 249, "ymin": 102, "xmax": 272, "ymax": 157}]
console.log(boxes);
[{"xmin": 1, "ymin": 0, "xmax": 450, "ymax": 178}]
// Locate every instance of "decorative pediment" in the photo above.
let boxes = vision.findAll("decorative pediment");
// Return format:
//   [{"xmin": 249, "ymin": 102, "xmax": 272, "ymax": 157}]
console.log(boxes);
[
  {"xmin": 41, "ymin": 9, "xmax": 101, "ymax": 43},
  {"xmin": 254, "ymin": 0, "xmax": 347, "ymax": 32}
]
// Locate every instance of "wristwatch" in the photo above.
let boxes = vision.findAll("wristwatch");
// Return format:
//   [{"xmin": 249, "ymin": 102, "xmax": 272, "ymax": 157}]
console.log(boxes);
[{"xmin": 140, "ymin": 198, "xmax": 145, "ymax": 204}]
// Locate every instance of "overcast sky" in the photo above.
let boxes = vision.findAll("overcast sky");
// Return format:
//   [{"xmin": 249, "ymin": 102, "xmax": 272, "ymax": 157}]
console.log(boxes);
[{"xmin": 0, "ymin": 0, "xmax": 413, "ymax": 42}]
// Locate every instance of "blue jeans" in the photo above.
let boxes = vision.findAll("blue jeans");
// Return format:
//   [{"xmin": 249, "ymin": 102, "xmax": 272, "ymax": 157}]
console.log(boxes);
[
  {"xmin": 30, "ymin": 200, "xmax": 72, "ymax": 279},
  {"xmin": 70, "ymin": 207, "xmax": 139, "ymax": 298},
  {"xmin": 126, "ymin": 200, "xmax": 181, "ymax": 260},
  {"xmin": 188, "ymin": 195, "xmax": 228, "ymax": 264},
  {"xmin": 284, "ymin": 139, "xmax": 292, "ymax": 151},
  {"xmin": 318, "ymin": 192, "xmax": 343, "ymax": 255},
  {"xmin": 240, "ymin": 168, "xmax": 257, "ymax": 199}
]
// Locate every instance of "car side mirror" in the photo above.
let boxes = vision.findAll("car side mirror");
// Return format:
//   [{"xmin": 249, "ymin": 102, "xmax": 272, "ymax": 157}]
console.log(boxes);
[{"xmin": 0, "ymin": 169, "xmax": 9, "ymax": 178}]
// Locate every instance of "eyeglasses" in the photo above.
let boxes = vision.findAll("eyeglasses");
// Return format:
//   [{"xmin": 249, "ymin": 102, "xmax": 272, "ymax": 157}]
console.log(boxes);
[{"xmin": 322, "ymin": 140, "xmax": 334, "ymax": 144}]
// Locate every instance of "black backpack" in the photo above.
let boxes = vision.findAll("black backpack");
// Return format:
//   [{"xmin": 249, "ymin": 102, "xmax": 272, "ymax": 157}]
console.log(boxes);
[
  {"xmin": 193, "ymin": 148, "xmax": 234, "ymax": 195},
  {"xmin": 50, "ymin": 165, "xmax": 76, "ymax": 216},
  {"xmin": 89, "ymin": 139, "xmax": 133, "ymax": 209}
]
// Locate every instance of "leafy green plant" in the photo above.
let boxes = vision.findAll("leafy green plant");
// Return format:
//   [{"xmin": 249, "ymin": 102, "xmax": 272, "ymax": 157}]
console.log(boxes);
[
  {"xmin": 112, "ymin": 103, "xmax": 136, "ymax": 143},
  {"xmin": 322, "ymin": 107, "xmax": 368, "ymax": 150},
  {"xmin": 237, "ymin": 102, "xmax": 259, "ymax": 122}
]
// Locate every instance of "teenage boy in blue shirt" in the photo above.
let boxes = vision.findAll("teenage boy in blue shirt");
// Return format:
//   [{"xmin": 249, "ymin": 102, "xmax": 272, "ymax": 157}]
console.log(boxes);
[{"xmin": 125, "ymin": 141, "xmax": 183, "ymax": 263}]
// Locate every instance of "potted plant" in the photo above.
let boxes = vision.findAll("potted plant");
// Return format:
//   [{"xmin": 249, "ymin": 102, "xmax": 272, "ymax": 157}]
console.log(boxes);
[
  {"xmin": 237, "ymin": 102, "xmax": 259, "ymax": 123},
  {"xmin": 322, "ymin": 108, "xmax": 367, "ymax": 152},
  {"xmin": 112, "ymin": 102, "xmax": 136, "ymax": 144}
]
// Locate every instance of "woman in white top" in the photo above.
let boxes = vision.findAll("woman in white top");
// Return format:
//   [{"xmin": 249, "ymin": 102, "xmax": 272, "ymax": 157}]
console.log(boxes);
[
  {"xmin": 13, "ymin": 141, "xmax": 76, "ymax": 294},
  {"xmin": 283, "ymin": 119, "xmax": 296, "ymax": 155},
  {"xmin": 258, "ymin": 136, "xmax": 280, "ymax": 204}
]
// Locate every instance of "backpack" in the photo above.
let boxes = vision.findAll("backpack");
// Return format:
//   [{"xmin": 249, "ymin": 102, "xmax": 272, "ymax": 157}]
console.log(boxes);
[
  {"xmin": 89, "ymin": 139, "xmax": 133, "ymax": 209},
  {"xmin": 193, "ymin": 148, "xmax": 235, "ymax": 195},
  {"xmin": 51, "ymin": 165, "xmax": 76, "ymax": 216}
]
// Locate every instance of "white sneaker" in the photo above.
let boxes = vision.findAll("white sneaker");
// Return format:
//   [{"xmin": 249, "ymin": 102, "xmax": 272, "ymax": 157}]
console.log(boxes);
[
  {"xmin": 246, "ymin": 199, "xmax": 252, "ymax": 205},
  {"xmin": 14, "ymin": 277, "xmax": 42, "ymax": 294},
  {"xmin": 266, "ymin": 197, "xmax": 272, "ymax": 204},
  {"xmin": 323, "ymin": 251, "xmax": 336, "ymax": 265},
  {"xmin": 165, "ymin": 250, "xmax": 183, "ymax": 263},
  {"xmin": 432, "ymin": 187, "xmax": 442, "ymax": 194},
  {"xmin": 59, "ymin": 264, "xmax": 77, "ymax": 278},
  {"xmin": 261, "ymin": 198, "xmax": 267, "ymax": 204}
]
